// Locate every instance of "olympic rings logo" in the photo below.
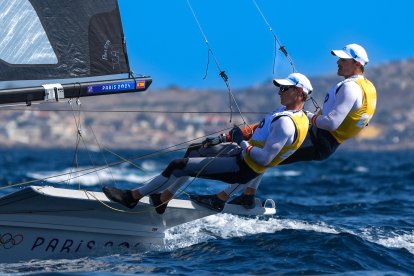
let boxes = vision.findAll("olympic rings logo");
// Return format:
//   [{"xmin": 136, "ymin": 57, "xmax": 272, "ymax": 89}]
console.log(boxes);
[{"xmin": 0, "ymin": 233, "xmax": 24, "ymax": 249}]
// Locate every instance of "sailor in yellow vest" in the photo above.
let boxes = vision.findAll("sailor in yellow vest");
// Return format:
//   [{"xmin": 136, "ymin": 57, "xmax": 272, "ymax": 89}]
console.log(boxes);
[
  {"xmin": 284, "ymin": 43, "xmax": 377, "ymax": 163},
  {"xmin": 218, "ymin": 43, "xmax": 377, "ymax": 209},
  {"xmin": 102, "ymin": 73, "xmax": 312, "ymax": 213}
]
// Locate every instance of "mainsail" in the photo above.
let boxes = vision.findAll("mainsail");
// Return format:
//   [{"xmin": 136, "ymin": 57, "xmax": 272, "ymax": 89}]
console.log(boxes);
[{"xmin": 0, "ymin": 0, "xmax": 151, "ymax": 105}]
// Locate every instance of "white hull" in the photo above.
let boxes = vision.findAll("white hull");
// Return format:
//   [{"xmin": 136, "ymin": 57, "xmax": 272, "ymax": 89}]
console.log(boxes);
[{"xmin": 0, "ymin": 186, "xmax": 275, "ymax": 263}]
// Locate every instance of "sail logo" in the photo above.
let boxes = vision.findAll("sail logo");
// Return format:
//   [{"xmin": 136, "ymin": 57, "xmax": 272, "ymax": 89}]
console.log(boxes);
[
  {"xmin": 102, "ymin": 40, "xmax": 112, "ymax": 61},
  {"xmin": 101, "ymin": 40, "xmax": 121, "ymax": 70},
  {"xmin": 0, "ymin": 233, "xmax": 24, "ymax": 249},
  {"xmin": 87, "ymin": 81, "xmax": 135, "ymax": 94},
  {"xmin": 0, "ymin": 0, "xmax": 58, "ymax": 65}
]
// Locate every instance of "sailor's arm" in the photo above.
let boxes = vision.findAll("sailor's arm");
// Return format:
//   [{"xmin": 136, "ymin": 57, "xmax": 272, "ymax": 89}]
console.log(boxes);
[
  {"xmin": 308, "ymin": 82, "xmax": 360, "ymax": 131},
  {"xmin": 240, "ymin": 117, "xmax": 294, "ymax": 166}
]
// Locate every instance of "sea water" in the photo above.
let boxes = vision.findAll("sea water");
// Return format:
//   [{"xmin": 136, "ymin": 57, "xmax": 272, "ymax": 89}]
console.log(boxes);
[{"xmin": 0, "ymin": 148, "xmax": 413, "ymax": 275}]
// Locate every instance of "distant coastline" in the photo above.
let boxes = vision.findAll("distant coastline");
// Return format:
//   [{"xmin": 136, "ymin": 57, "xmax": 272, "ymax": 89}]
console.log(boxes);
[{"xmin": 1, "ymin": 58, "xmax": 413, "ymax": 151}]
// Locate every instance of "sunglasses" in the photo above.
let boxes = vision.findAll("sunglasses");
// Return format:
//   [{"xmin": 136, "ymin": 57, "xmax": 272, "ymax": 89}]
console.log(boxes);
[
  {"xmin": 279, "ymin": 86, "xmax": 296, "ymax": 93},
  {"xmin": 339, "ymin": 58, "xmax": 355, "ymax": 62}
]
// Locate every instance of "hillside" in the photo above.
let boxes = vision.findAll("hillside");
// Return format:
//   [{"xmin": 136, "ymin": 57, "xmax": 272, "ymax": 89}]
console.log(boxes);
[{"xmin": 1, "ymin": 58, "xmax": 414, "ymax": 150}]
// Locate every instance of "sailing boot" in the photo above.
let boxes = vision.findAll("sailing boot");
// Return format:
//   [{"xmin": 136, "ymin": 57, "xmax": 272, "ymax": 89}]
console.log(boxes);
[
  {"xmin": 189, "ymin": 194, "xmax": 225, "ymax": 212},
  {"xmin": 150, "ymin": 193, "xmax": 168, "ymax": 215},
  {"xmin": 228, "ymin": 193, "xmax": 256, "ymax": 209},
  {"xmin": 102, "ymin": 186, "xmax": 139, "ymax": 209}
]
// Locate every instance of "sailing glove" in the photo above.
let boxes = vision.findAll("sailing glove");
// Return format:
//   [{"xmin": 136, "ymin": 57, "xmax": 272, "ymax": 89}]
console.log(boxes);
[
  {"xmin": 229, "ymin": 126, "xmax": 244, "ymax": 145},
  {"xmin": 202, "ymin": 134, "xmax": 227, "ymax": 147},
  {"xmin": 305, "ymin": 110, "xmax": 315, "ymax": 121}
]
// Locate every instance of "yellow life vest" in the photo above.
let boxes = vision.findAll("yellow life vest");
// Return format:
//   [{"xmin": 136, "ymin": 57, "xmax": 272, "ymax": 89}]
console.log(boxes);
[
  {"xmin": 331, "ymin": 78, "xmax": 377, "ymax": 143},
  {"xmin": 244, "ymin": 110, "xmax": 309, "ymax": 174}
]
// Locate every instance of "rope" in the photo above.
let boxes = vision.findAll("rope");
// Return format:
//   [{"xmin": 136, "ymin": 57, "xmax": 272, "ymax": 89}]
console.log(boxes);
[
  {"xmin": 150, "ymin": 142, "xmax": 235, "ymax": 211},
  {"xmin": 186, "ymin": 1, "xmax": 223, "ymax": 73},
  {"xmin": 0, "ymin": 125, "xmax": 239, "ymax": 191},
  {"xmin": 251, "ymin": 0, "xmax": 296, "ymax": 73},
  {"xmin": 82, "ymin": 189, "xmax": 154, "ymax": 214},
  {"xmin": 121, "ymin": 143, "xmax": 238, "ymax": 213},
  {"xmin": 69, "ymin": 99, "xmax": 107, "ymax": 190},
  {"xmin": 0, "ymin": 102, "xmax": 41, "ymax": 109},
  {"xmin": 68, "ymin": 99, "xmax": 82, "ymax": 189},
  {"xmin": 0, "ymin": 108, "xmax": 269, "ymax": 115},
  {"xmin": 8, "ymin": 142, "xmax": 237, "ymax": 214},
  {"xmin": 186, "ymin": 0, "xmax": 252, "ymax": 127},
  {"xmin": 307, "ymin": 96, "xmax": 321, "ymax": 113},
  {"xmin": 0, "ymin": 147, "xmax": 181, "ymax": 191},
  {"xmin": 0, "ymin": 104, "xmax": 255, "ymax": 215},
  {"xmin": 1, "ymin": 131, "xmax": 246, "ymax": 215},
  {"xmin": 87, "ymin": 124, "xmax": 117, "ymax": 188},
  {"xmin": 97, "ymin": 142, "xmax": 235, "ymax": 214}
]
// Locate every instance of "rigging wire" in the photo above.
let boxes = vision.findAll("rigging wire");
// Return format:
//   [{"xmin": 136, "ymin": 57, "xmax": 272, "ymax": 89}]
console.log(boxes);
[
  {"xmin": 68, "ymin": 99, "xmax": 83, "ymax": 189},
  {"xmin": 0, "ymin": 124, "xmax": 240, "ymax": 191},
  {"xmin": 0, "ymin": 107, "xmax": 268, "ymax": 115},
  {"xmin": 251, "ymin": 0, "xmax": 296, "ymax": 73},
  {"xmin": 146, "ymin": 142, "xmax": 234, "ymax": 211},
  {"xmin": 307, "ymin": 96, "xmax": 321, "ymax": 113},
  {"xmin": 80, "ymin": 141, "xmax": 235, "ymax": 214},
  {"xmin": 251, "ymin": 0, "xmax": 321, "ymax": 112},
  {"xmin": 81, "ymin": 141, "xmax": 227, "ymax": 214},
  {"xmin": 0, "ymin": 145, "xmax": 184, "ymax": 191},
  {"xmin": 186, "ymin": 0, "xmax": 252, "ymax": 130},
  {"xmin": 0, "ymin": 102, "xmax": 41, "ymax": 109},
  {"xmin": 87, "ymin": 122, "xmax": 118, "ymax": 188},
  {"xmin": 186, "ymin": 0, "xmax": 223, "ymax": 79},
  {"xmin": 69, "ymin": 98, "xmax": 107, "ymax": 190}
]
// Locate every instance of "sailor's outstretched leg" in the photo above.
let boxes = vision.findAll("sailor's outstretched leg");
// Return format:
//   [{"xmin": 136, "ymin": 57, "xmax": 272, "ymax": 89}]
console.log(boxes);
[
  {"xmin": 226, "ymin": 174, "xmax": 263, "ymax": 209},
  {"xmin": 103, "ymin": 158, "xmax": 191, "ymax": 211},
  {"xmin": 190, "ymin": 173, "xmax": 263, "ymax": 211},
  {"xmin": 149, "ymin": 193, "xmax": 167, "ymax": 214},
  {"xmin": 156, "ymin": 156, "xmax": 239, "ymax": 213},
  {"xmin": 102, "ymin": 186, "xmax": 140, "ymax": 209},
  {"xmin": 150, "ymin": 176, "xmax": 189, "ymax": 214},
  {"xmin": 102, "ymin": 173, "xmax": 179, "ymax": 209},
  {"xmin": 182, "ymin": 156, "xmax": 237, "ymax": 212},
  {"xmin": 189, "ymin": 194, "xmax": 227, "ymax": 212},
  {"xmin": 186, "ymin": 156, "xmax": 258, "ymax": 212}
]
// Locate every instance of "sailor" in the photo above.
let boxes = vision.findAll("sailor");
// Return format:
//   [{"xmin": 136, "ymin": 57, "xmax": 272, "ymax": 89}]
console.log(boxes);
[
  {"xmin": 221, "ymin": 43, "xmax": 377, "ymax": 209},
  {"xmin": 102, "ymin": 73, "xmax": 313, "ymax": 213}
]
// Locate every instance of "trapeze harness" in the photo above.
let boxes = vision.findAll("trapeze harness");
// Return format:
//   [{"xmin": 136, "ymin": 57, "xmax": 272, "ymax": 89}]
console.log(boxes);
[
  {"xmin": 282, "ymin": 76, "xmax": 377, "ymax": 164},
  {"xmin": 161, "ymin": 109, "xmax": 309, "ymax": 184}
]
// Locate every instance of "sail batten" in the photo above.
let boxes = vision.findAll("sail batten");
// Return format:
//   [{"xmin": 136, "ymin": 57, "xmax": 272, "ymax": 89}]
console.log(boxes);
[{"xmin": 0, "ymin": 0, "xmax": 151, "ymax": 104}]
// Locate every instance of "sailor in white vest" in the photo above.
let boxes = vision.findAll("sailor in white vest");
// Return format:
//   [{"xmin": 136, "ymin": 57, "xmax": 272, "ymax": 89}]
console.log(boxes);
[{"xmin": 102, "ymin": 73, "xmax": 312, "ymax": 213}]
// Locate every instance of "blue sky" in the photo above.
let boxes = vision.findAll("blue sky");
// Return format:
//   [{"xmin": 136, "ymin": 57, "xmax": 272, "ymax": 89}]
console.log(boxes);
[{"xmin": 119, "ymin": 0, "xmax": 414, "ymax": 89}]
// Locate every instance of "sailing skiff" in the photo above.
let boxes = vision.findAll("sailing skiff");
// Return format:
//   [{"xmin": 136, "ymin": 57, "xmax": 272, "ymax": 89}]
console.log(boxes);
[{"xmin": 0, "ymin": 185, "xmax": 275, "ymax": 262}]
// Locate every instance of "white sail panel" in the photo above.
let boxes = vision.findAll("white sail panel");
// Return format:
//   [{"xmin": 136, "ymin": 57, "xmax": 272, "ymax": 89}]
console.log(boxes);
[{"xmin": 0, "ymin": 0, "xmax": 57, "ymax": 64}]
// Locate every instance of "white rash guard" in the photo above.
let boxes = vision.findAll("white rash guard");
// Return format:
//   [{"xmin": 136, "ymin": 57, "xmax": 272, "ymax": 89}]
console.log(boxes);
[
  {"xmin": 308, "ymin": 76, "xmax": 363, "ymax": 131},
  {"xmin": 240, "ymin": 115, "xmax": 296, "ymax": 167}
]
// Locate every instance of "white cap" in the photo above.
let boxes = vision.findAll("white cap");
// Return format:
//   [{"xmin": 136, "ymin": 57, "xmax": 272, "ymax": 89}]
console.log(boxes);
[
  {"xmin": 331, "ymin": 43, "xmax": 369, "ymax": 66},
  {"xmin": 273, "ymin": 73, "xmax": 313, "ymax": 94}
]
